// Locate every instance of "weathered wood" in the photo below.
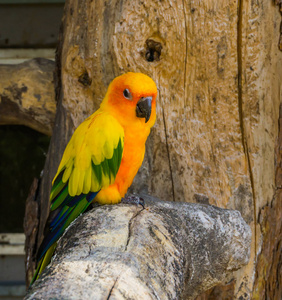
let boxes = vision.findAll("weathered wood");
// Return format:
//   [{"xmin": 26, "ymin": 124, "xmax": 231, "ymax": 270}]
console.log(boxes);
[
  {"xmin": 29, "ymin": 0, "xmax": 282, "ymax": 297},
  {"xmin": 25, "ymin": 197, "xmax": 251, "ymax": 300},
  {"xmin": 0, "ymin": 58, "xmax": 56, "ymax": 136},
  {"xmin": 24, "ymin": 178, "xmax": 39, "ymax": 288},
  {"xmin": 235, "ymin": 1, "xmax": 282, "ymax": 298},
  {"xmin": 251, "ymin": 104, "xmax": 282, "ymax": 299}
]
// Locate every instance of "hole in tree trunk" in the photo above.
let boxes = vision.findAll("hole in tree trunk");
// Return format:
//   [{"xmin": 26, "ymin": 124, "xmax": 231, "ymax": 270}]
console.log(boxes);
[{"xmin": 145, "ymin": 39, "xmax": 162, "ymax": 62}]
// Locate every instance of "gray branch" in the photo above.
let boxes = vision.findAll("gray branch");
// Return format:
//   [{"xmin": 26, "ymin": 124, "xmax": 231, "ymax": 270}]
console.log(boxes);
[{"xmin": 25, "ymin": 195, "xmax": 251, "ymax": 300}]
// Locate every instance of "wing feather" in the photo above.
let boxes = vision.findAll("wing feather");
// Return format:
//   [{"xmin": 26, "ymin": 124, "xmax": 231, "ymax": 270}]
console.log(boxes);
[
  {"xmin": 37, "ymin": 112, "xmax": 124, "ymax": 263},
  {"xmin": 52, "ymin": 112, "xmax": 124, "ymax": 197}
]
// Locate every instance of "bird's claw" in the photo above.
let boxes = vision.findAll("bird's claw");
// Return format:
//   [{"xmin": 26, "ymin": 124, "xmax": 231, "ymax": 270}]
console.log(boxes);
[{"xmin": 121, "ymin": 195, "xmax": 145, "ymax": 209}]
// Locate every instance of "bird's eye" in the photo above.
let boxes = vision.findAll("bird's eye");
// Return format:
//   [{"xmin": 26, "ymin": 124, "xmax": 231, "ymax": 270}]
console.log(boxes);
[{"xmin": 123, "ymin": 89, "xmax": 132, "ymax": 100}]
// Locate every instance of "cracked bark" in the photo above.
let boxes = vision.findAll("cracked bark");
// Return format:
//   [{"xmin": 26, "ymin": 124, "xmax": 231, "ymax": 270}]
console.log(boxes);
[
  {"xmin": 25, "ymin": 196, "xmax": 251, "ymax": 300},
  {"xmin": 162, "ymin": 106, "xmax": 175, "ymax": 202},
  {"xmin": 237, "ymin": 0, "xmax": 258, "ymax": 265},
  {"xmin": 106, "ymin": 277, "xmax": 120, "ymax": 300},
  {"xmin": 124, "ymin": 207, "xmax": 144, "ymax": 251}
]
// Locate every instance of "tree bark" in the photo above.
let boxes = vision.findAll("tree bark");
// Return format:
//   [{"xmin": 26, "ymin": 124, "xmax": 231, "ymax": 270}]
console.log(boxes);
[
  {"xmin": 0, "ymin": 58, "xmax": 56, "ymax": 136},
  {"xmin": 25, "ymin": 196, "xmax": 251, "ymax": 300},
  {"xmin": 24, "ymin": 178, "xmax": 39, "ymax": 289},
  {"xmin": 26, "ymin": 0, "xmax": 282, "ymax": 298}
]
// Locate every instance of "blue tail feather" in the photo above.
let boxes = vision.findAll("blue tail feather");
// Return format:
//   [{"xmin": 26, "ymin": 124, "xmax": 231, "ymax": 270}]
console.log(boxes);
[{"xmin": 37, "ymin": 191, "xmax": 98, "ymax": 262}]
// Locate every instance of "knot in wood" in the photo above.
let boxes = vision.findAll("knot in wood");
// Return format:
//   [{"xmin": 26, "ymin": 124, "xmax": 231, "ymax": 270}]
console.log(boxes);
[
  {"xmin": 78, "ymin": 70, "xmax": 92, "ymax": 86},
  {"xmin": 145, "ymin": 39, "xmax": 162, "ymax": 62}
]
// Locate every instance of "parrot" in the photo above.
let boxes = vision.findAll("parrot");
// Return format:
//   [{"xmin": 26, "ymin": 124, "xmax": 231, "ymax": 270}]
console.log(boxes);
[{"xmin": 30, "ymin": 72, "xmax": 157, "ymax": 284}]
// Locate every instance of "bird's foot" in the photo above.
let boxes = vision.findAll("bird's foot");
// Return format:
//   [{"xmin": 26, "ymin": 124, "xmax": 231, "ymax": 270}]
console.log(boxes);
[{"xmin": 121, "ymin": 195, "xmax": 145, "ymax": 209}]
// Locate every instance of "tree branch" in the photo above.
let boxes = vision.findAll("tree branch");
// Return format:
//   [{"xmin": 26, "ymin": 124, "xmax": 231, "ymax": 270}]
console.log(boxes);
[
  {"xmin": 0, "ymin": 58, "xmax": 56, "ymax": 136},
  {"xmin": 25, "ymin": 195, "xmax": 251, "ymax": 300}
]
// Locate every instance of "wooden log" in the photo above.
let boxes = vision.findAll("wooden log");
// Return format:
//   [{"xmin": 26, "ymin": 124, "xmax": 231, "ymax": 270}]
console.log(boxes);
[
  {"xmin": 25, "ymin": 196, "xmax": 251, "ymax": 300},
  {"xmin": 0, "ymin": 58, "xmax": 56, "ymax": 136}
]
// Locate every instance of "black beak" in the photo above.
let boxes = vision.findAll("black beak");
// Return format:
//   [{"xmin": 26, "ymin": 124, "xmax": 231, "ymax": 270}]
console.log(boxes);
[{"xmin": 136, "ymin": 96, "xmax": 152, "ymax": 123}]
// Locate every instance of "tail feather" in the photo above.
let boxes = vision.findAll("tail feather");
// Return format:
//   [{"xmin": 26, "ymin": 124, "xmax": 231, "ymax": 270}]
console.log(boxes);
[
  {"xmin": 30, "ymin": 191, "xmax": 99, "ymax": 285},
  {"xmin": 30, "ymin": 243, "xmax": 57, "ymax": 286},
  {"xmin": 29, "ymin": 178, "xmax": 99, "ymax": 287}
]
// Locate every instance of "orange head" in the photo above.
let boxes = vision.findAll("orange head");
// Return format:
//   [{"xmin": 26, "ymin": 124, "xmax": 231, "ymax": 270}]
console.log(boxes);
[{"xmin": 100, "ymin": 72, "xmax": 157, "ymax": 128}]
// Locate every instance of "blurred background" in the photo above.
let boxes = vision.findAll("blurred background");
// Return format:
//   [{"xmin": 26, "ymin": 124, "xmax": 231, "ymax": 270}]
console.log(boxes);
[{"xmin": 0, "ymin": 1, "xmax": 64, "ymax": 299}]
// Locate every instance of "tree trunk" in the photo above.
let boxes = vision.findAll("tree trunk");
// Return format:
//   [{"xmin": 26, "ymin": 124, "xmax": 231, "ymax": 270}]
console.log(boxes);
[
  {"xmin": 26, "ymin": 0, "xmax": 282, "ymax": 299},
  {"xmin": 25, "ymin": 197, "xmax": 251, "ymax": 300}
]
